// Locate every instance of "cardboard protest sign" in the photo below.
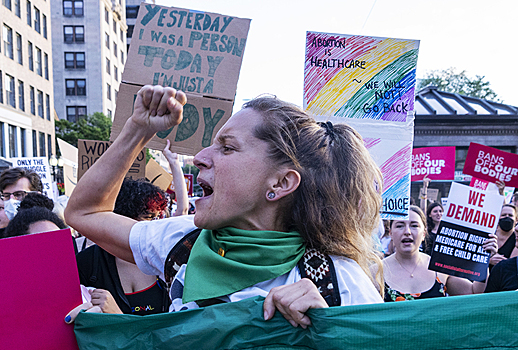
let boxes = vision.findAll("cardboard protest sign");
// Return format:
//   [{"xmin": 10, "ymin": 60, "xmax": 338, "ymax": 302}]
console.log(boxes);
[
  {"xmin": 10, "ymin": 157, "xmax": 54, "ymax": 199},
  {"xmin": 463, "ymin": 143, "xmax": 518, "ymax": 187},
  {"xmin": 0, "ymin": 228, "xmax": 81, "ymax": 349},
  {"xmin": 111, "ymin": 83, "xmax": 234, "ymax": 155},
  {"xmin": 304, "ymin": 32, "xmax": 420, "ymax": 219},
  {"xmin": 111, "ymin": 3, "xmax": 251, "ymax": 155},
  {"xmin": 429, "ymin": 182, "xmax": 504, "ymax": 281},
  {"xmin": 146, "ymin": 158, "xmax": 173, "ymax": 191},
  {"xmin": 411, "ymin": 146, "xmax": 455, "ymax": 181},
  {"xmin": 77, "ymin": 139, "xmax": 146, "ymax": 181},
  {"xmin": 57, "ymin": 138, "xmax": 78, "ymax": 196}
]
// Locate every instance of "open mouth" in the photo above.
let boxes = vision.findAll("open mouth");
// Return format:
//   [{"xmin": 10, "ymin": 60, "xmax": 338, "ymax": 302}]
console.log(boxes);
[
  {"xmin": 198, "ymin": 181, "xmax": 213, "ymax": 197},
  {"xmin": 401, "ymin": 238, "xmax": 413, "ymax": 243}
]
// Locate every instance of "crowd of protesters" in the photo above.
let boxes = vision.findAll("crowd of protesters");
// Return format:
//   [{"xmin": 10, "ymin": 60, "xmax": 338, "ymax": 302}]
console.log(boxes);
[{"xmin": 1, "ymin": 86, "xmax": 517, "ymax": 336}]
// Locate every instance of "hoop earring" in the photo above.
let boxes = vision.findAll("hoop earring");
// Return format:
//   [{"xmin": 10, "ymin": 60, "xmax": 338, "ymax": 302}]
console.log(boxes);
[{"xmin": 267, "ymin": 192, "xmax": 275, "ymax": 199}]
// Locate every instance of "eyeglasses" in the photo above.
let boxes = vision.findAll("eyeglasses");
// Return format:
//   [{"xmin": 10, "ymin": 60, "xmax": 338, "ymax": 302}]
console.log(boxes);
[{"xmin": 1, "ymin": 191, "xmax": 37, "ymax": 201}]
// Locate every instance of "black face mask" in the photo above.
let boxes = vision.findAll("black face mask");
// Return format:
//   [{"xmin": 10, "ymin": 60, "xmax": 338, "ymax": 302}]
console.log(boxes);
[{"xmin": 499, "ymin": 217, "xmax": 515, "ymax": 232}]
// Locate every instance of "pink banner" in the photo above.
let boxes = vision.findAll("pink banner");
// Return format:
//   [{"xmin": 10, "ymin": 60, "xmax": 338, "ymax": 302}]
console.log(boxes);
[
  {"xmin": 463, "ymin": 143, "xmax": 518, "ymax": 187},
  {"xmin": 411, "ymin": 146, "xmax": 456, "ymax": 181},
  {"xmin": 0, "ymin": 229, "xmax": 81, "ymax": 349}
]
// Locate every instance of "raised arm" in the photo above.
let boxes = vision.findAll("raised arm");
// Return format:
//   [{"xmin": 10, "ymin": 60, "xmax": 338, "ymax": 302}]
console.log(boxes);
[
  {"xmin": 64, "ymin": 86, "xmax": 186, "ymax": 262},
  {"xmin": 163, "ymin": 139, "xmax": 189, "ymax": 216}
]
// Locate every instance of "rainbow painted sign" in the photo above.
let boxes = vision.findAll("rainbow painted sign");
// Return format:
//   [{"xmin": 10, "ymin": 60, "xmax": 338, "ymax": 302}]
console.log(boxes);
[{"xmin": 304, "ymin": 32, "xmax": 420, "ymax": 219}]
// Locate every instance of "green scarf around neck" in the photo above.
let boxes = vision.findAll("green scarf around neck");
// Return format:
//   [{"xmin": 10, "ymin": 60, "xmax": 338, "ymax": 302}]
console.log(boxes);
[{"xmin": 182, "ymin": 227, "xmax": 305, "ymax": 303}]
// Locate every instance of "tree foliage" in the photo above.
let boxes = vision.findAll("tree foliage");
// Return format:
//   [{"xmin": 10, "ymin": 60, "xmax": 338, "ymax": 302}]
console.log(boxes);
[
  {"xmin": 417, "ymin": 67, "xmax": 501, "ymax": 102},
  {"xmin": 55, "ymin": 112, "xmax": 112, "ymax": 148}
]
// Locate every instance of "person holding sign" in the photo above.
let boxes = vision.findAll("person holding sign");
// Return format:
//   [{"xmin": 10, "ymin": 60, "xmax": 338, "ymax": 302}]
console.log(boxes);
[
  {"xmin": 490, "ymin": 204, "xmax": 517, "ymax": 269},
  {"xmin": 64, "ymin": 86, "xmax": 384, "ymax": 328},
  {"xmin": 373, "ymin": 206, "xmax": 497, "ymax": 302},
  {"xmin": 423, "ymin": 202, "xmax": 444, "ymax": 256}
]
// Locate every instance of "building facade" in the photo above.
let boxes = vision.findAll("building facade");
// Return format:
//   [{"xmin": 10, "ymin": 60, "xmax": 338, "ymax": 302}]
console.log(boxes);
[
  {"xmin": 412, "ymin": 86, "xmax": 518, "ymax": 201},
  {"xmin": 51, "ymin": 0, "xmax": 127, "ymax": 121},
  {"xmin": 0, "ymin": 0, "xmax": 55, "ymax": 160}
]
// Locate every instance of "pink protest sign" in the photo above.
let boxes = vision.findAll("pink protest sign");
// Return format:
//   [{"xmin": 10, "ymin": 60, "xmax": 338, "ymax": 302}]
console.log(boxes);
[
  {"xmin": 411, "ymin": 146, "xmax": 456, "ymax": 181},
  {"xmin": 470, "ymin": 177, "xmax": 489, "ymax": 191},
  {"xmin": 0, "ymin": 229, "xmax": 81, "ymax": 349},
  {"xmin": 463, "ymin": 143, "xmax": 518, "ymax": 187}
]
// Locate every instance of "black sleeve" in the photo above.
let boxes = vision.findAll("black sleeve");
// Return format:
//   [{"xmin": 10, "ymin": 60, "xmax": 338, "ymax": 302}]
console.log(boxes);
[{"xmin": 485, "ymin": 262, "xmax": 503, "ymax": 293}]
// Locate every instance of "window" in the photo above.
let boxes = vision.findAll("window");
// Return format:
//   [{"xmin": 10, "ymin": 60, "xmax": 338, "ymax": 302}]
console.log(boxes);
[
  {"xmin": 107, "ymin": 83, "xmax": 111, "ymax": 100},
  {"xmin": 105, "ymin": 7, "xmax": 109, "ymax": 23},
  {"xmin": 126, "ymin": 6, "xmax": 139, "ymax": 19},
  {"xmin": 29, "ymin": 86, "xmax": 35, "ymax": 114},
  {"xmin": 14, "ymin": 0, "xmax": 20, "ymax": 17},
  {"xmin": 47, "ymin": 134, "xmax": 52, "ymax": 158},
  {"xmin": 39, "ymin": 131, "xmax": 45, "ymax": 157},
  {"xmin": 63, "ymin": 0, "xmax": 83, "ymax": 16},
  {"xmin": 16, "ymin": 33, "xmax": 22, "ymax": 64},
  {"xmin": 3, "ymin": 25, "xmax": 13, "ymax": 60},
  {"xmin": 34, "ymin": 7, "xmax": 40, "ymax": 33},
  {"xmin": 0, "ymin": 73, "xmax": 3, "ymax": 104},
  {"xmin": 113, "ymin": 42, "xmax": 117, "ymax": 57},
  {"xmin": 64, "ymin": 25, "xmax": 84, "ymax": 43},
  {"xmin": 44, "ymin": 53, "xmax": 48, "ymax": 79},
  {"xmin": 113, "ymin": 19, "xmax": 116, "ymax": 33},
  {"xmin": 37, "ymin": 90, "xmax": 43, "ymax": 118},
  {"xmin": 64, "ymin": 52, "xmax": 85, "ymax": 68},
  {"xmin": 120, "ymin": 26, "xmax": 123, "ymax": 41},
  {"xmin": 107, "ymin": 109, "xmax": 112, "ymax": 117},
  {"xmin": 106, "ymin": 58, "xmax": 110, "ymax": 74},
  {"xmin": 66, "ymin": 106, "xmax": 86, "ymax": 122},
  {"xmin": 35, "ymin": 47, "xmax": 42, "ymax": 76},
  {"xmin": 0, "ymin": 123, "xmax": 4, "ymax": 157},
  {"xmin": 114, "ymin": 90, "xmax": 118, "ymax": 101},
  {"xmin": 6, "ymin": 74, "xmax": 15, "ymax": 108},
  {"xmin": 18, "ymin": 80, "xmax": 24, "ymax": 111},
  {"xmin": 114, "ymin": 66, "xmax": 118, "ymax": 81},
  {"xmin": 127, "ymin": 25, "xmax": 134, "ymax": 39},
  {"xmin": 3, "ymin": 0, "xmax": 12, "ymax": 11},
  {"xmin": 105, "ymin": 33, "xmax": 110, "ymax": 49},
  {"xmin": 20, "ymin": 128, "xmax": 26, "ymax": 157},
  {"xmin": 65, "ymin": 79, "xmax": 86, "ymax": 95},
  {"xmin": 27, "ymin": 1, "xmax": 31, "ymax": 26},
  {"xmin": 43, "ymin": 14, "xmax": 47, "ymax": 38},
  {"xmin": 9, "ymin": 125, "xmax": 17, "ymax": 158},
  {"xmin": 121, "ymin": 50, "xmax": 124, "ymax": 64},
  {"xmin": 32, "ymin": 130, "xmax": 37, "ymax": 156},
  {"xmin": 28, "ymin": 42, "xmax": 33, "ymax": 71},
  {"xmin": 45, "ymin": 94, "xmax": 50, "ymax": 120}
]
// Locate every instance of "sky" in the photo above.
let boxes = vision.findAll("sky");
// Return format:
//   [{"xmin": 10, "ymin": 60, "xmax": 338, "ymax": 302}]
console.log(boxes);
[{"xmin": 155, "ymin": 0, "xmax": 518, "ymax": 111}]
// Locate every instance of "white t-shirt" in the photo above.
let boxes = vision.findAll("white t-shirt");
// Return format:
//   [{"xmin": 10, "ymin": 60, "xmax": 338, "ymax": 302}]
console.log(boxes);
[{"xmin": 129, "ymin": 215, "xmax": 383, "ymax": 312}]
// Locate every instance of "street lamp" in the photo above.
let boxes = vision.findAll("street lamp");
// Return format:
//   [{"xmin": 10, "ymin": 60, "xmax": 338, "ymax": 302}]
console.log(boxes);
[{"xmin": 49, "ymin": 155, "xmax": 64, "ymax": 182}]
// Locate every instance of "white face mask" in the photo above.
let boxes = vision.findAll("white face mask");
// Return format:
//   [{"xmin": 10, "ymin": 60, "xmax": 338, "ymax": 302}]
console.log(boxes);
[{"xmin": 4, "ymin": 199, "xmax": 21, "ymax": 221}]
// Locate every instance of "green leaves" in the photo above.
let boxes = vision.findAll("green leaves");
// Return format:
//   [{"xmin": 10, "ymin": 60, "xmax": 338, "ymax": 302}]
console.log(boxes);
[{"xmin": 55, "ymin": 112, "xmax": 112, "ymax": 148}]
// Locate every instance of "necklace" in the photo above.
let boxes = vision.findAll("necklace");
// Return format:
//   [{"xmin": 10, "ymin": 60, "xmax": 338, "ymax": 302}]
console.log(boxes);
[{"xmin": 394, "ymin": 255, "xmax": 420, "ymax": 278}]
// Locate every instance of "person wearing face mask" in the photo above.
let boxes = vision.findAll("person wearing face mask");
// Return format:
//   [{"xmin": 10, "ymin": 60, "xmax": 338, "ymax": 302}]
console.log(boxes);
[
  {"xmin": 489, "ymin": 204, "xmax": 517, "ymax": 270},
  {"xmin": 0, "ymin": 167, "xmax": 43, "ymax": 222}
]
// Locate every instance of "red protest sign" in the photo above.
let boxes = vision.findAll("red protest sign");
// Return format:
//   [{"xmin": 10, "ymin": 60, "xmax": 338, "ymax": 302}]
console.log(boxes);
[
  {"xmin": 0, "ymin": 229, "xmax": 81, "ymax": 349},
  {"xmin": 469, "ymin": 177, "xmax": 489, "ymax": 191},
  {"xmin": 463, "ymin": 143, "xmax": 518, "ymax": 187},
  {"xmin": 411, "ymin": 146, "xmax": 456, "ymax": 181}
]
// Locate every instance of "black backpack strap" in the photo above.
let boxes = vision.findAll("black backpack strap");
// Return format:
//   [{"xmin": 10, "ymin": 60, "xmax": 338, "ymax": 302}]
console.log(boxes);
[
  {"xmin": 164, "ymin": 229, "xmax": 202, "ymax": 285},
  {"xmin": 89, "ymin": 245, "xmax": 100, "ymax": 284},
  {"xmin": 297, "ymin": 248, "xmax": 341, "ymax": 307}
]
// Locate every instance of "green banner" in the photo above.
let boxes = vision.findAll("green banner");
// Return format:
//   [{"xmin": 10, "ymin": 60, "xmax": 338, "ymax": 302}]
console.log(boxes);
[{"xmin": 75, "ymin": 292, "xmax": 518, "ymax": 349}]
